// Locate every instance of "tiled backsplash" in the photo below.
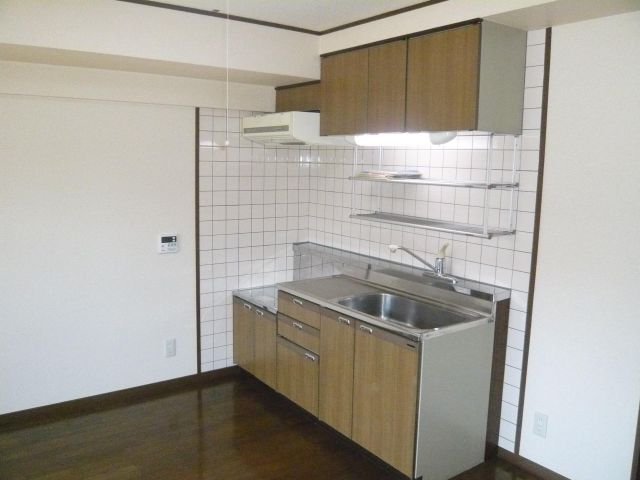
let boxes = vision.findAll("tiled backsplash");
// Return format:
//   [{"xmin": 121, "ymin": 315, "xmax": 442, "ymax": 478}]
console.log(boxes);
[{"xmin": 198, "ymin": 29, "xmax": 545, "ymax": 453}]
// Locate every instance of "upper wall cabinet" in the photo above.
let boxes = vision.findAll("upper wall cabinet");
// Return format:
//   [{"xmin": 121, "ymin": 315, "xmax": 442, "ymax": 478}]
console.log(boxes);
[
  {"xmin": 407, "ymin": 22, "xmax": 526, "ymax": 134},
  {"xmin": 320, "ymin": 40, "xmax": 406, "ymax": 136},
  {"xmin": 406, "ymin": 24, "xmax": 480, "ymax": 132},
  {"xmin": 367, "ymin": 40, "xmax": 407, "ymax": 134},
  {"xmin": 320, "ymin": 48, "xmax": 369, "ymax": 135},
  {"xmin": 275, "ymin": 81, "xmax": 321, "ymax": 112},
  {"xmin": 320, "ymin": 21, "xmax": 526, "ymax": 136}
]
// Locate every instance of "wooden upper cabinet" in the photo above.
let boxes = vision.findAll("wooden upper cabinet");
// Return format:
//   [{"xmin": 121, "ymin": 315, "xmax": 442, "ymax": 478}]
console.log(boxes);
[
  {"xmin": 367, "ymin": 40, "xmax": 407, "ymax": 133},
  {"xmin": 406, "ymin": 24, "xmax": 481, "ymax": 132},
  {"xmin": 275, "ymin": 82, "xmax": 321, "ymax": 112},
  {"xmin": 319, "ymin": 21, "xmax": 525, "ymax": 135},
  {"xmin": 320, "ymin": 48, "xmax": 369, "ymax": 136}
]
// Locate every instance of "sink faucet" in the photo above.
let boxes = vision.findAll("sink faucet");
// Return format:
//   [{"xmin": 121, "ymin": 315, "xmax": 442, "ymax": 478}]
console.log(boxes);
[{"xmin": 388, "ymin": 243, "xmax": 457, "ymax": 284}]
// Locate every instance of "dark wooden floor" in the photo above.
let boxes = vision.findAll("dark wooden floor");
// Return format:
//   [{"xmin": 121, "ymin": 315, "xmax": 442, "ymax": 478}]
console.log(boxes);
[{"xmin": 0, "ymin": 374, "xmax": 541, "ymax": 480}]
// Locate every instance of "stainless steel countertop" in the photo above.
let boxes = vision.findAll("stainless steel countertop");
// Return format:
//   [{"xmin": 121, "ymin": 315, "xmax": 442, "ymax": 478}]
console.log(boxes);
[
  {"xmin": 233, "ymin": 285, "xmax": 277, "ymax": 314},
  {"xmin": 277, "ymin": 275, "xmax": 493, "ymax": 342}
]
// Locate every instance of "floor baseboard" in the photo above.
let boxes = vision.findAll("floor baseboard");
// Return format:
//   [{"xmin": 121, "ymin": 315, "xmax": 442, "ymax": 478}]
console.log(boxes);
[
  {"xmin": 0, "ymin": 366, "xmax": 243, "ymax": 430},
  {"xmin": 498, "ymin": 447, "xmax": 569, "ymax": 480}
]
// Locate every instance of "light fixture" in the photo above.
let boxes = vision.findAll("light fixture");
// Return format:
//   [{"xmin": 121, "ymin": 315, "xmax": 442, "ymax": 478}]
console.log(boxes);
[
  {"xmin": 351, "ymin": 131, "xmax": 457, "ymax": 147},
  {"xmin": 429, "ymin": 131, "xmax": 457, "ymax": 145}
]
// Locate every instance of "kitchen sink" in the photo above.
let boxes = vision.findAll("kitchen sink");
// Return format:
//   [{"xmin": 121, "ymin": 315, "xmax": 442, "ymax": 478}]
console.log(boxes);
[{"xmin": 336, "ymin": 292, "xmax": 477, "ymax": 330}]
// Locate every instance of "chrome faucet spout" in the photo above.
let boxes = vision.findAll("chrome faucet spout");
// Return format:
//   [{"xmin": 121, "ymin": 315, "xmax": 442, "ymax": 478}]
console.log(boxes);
[
  {"xmin": 389, "ymin": 244, "xmax": 437, "ymax": 273},
  {"xmin": 388, "ymin": 244, "xmax": 457, "ymax": 284}
]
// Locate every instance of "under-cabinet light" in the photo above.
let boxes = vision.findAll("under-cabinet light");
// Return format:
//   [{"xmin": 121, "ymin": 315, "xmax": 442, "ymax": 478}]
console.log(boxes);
[{"xmin": 351, "ymin": 131, "xmax": 457, "ymax": 147}]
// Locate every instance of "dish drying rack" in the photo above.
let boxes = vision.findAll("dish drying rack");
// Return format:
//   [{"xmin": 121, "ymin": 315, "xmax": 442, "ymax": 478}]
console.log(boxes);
[{"xmin": 348, "ymin": 133, "xmax": 521, "ymax": 239}]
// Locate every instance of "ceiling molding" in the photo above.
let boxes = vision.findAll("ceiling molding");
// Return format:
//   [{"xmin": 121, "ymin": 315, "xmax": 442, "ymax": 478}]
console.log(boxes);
[
  {"xmin": 116, "ymin": 0, "xmax": 321, "ymax": 35},
  {"xmin": 116, "ymin": 0, "xmax": 450, "ymax": 36},
  {"xmin": 320, "ymin": 0, "xmax": 448, "ymax": 34}
]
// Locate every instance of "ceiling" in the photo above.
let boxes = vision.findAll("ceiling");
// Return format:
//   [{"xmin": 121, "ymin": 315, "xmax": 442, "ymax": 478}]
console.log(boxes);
[{"xmin": 158, "ymin": 0, "xmax": 429, "ymax": 32}]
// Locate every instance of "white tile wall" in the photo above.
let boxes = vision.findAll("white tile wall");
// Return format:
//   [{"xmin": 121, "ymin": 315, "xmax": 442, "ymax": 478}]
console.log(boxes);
[
  {"xmin": 198, "ymin": 108, "xmax": 309, "ymax": 371},
  {"xmin": 197, "ymin": 29, "xmax": 545, "ymax": 453}
]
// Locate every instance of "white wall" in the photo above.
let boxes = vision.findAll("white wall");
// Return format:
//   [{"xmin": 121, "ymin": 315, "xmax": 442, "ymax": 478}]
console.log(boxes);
[
  {"xmin": 0, "ymin": 0, "xmax": 319, "ymax": 84},
  {"xmin": 520, "ymin": 11, "xmax": 640, "ymax": 480},
  {"xmin": 0, "ymin": 60, "xmax": 275, "ymax": 112},
  {"xmin": 0, "ymin": 95, "xmax": 197, "ymax": 414}
]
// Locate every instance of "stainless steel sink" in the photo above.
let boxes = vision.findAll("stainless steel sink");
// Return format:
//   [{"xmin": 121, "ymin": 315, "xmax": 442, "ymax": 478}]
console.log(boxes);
[{"xmin": 336, "ymin": 292, "xmax": 476, "ymax": 330}]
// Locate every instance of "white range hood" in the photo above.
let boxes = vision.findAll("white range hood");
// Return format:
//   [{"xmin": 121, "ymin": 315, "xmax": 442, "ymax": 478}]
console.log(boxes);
[{"xmin": 242, "ymin": 111, "xmax": 350, "ymax": 146}]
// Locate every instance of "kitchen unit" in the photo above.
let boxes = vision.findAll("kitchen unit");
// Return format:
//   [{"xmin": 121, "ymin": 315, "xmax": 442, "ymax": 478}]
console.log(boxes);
[{"xmin": 233, "ymin": 245, "xmax": 510, "ymax": 479}]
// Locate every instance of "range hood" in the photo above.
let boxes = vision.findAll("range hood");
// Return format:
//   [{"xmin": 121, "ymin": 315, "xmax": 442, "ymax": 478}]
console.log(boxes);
[{"xmin": 242, "ymin": 111, "xmax": 350, "ymax": 146}]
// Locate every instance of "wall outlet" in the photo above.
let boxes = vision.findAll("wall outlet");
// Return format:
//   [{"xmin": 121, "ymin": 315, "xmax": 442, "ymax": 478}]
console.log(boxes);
[
  {"xmin": 165, "ymin": 338, "xmax": 176, "ymax": 357},
  {"xmin": 533, "ymin": 412, "xmax": 548, "ymax": 438}
]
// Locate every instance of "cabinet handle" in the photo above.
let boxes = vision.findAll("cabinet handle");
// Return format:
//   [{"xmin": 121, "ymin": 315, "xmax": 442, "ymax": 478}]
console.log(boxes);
[
  {"xmin": 255, "ymin": 310, "xmax": 264, "ymax": 316},
  {"xmin": 292, "ymin": 321, "xmax": 304, "ymax": 330},
  {"xmin": 337, "ymin": 316, "xmax": 351, "ymax": 326},
  {"xmin": 243, "ymin": 303, "xmax": 252, "ymax": 310},
  {"xmin": 359, "ymin": 325, "xmax": 373, "ymax": 334},
  {"xmin": 292, "ymin": 298, "xmax": 304, "ymax": 306},
  {"xmin": 304, "ymin": 353, "xmax": 317, "ymax": 362}
]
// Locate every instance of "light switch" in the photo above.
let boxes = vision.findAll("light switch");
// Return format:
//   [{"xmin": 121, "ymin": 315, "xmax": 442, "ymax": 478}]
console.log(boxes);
[{"xmin": 159, "ymin": 234, "xmax": 178, "ymax": 254}]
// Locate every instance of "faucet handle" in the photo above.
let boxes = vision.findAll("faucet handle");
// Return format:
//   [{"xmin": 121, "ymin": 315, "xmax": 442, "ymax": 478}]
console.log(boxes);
[{"xmin": 437, "ymin": 243, "xmax": 450, "ymax": 258}]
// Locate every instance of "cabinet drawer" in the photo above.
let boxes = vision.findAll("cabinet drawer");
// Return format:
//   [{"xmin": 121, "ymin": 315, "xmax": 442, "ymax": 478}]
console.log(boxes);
[
  {"xmin": 277, "ymin": 291, "xmax": 321, "ymax": 329},
  {"xmin": 277, "ymin": 313, "xmax": 320, "ymax": 354},
  {"xmin": 276, "ymin": 336, "xmax": 319, "ymax": 416}
]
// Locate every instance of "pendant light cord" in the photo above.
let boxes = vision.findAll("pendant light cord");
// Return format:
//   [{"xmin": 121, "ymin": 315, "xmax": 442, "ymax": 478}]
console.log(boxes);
[{"xmin": 224, "ymin": 0, "xmax": 229, "ymax": 146}]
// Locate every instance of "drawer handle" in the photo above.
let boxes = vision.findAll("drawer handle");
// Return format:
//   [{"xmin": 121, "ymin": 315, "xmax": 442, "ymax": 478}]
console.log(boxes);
[
  {"xmin": 292, "ymin": 321, "xmax": 304, "ymax": 330},
  {"xmin": 337, "ymin": 316, "xmax": 351, "ymax": 326},
  {"xmin": 359, "ymin": 325, "xmax": 373, "ymax": 334},
  {"xmin": 255, "ymin": 310, "xmax": 264, "ymax": 316},
  {"xmin": 243, "ymin": 303, "xmax": 252, "ymax": 310},
  {"xmin": 292, "ymin": 298, "xmax": 304, "ymax": 306},
  {"xmin": 304, "ymin": 353, "xmax": 317, "ymax": 362}
]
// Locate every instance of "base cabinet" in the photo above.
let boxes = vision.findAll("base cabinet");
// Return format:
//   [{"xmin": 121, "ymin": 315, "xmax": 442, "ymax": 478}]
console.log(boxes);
[
  {"xmin": 253, "ymin": 307, "xmax": 277, "ymax": 389},
  {"xmin": 276, "ymin": 337, "xmax": 319, "ymax": 416},
  {"xmin": 233, "ymin": 299, "xmax": 255, "ymax": 375},
  {"xmin": 352, "ymin": 321, "xmax": 419, "ymax": 477},
  {"xmin": 319, "ymin": 309, "xmax": 355, "ymax": 438},
  {"xmin": 232, "ymin": 298, "xmax": 276, "ymax": 387}
]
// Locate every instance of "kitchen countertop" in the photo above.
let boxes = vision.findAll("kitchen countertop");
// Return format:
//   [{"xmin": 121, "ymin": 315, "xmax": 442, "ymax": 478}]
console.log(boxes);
[
  {"xmin": 277, "ymin": 275, "xmax": 492, "ymax": 342},
  {"xmin": 233, "ymin": 285, "xmax": 277, "ymax": 314}
]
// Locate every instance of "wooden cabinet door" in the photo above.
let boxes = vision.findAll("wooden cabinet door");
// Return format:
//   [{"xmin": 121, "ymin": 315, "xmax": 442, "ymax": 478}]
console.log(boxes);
[
  {"xmin": 367, "ymin": 40, "xmax": 407, "ymax": 133},
  {"xmin": 277, "ymin": 337, "xmax": 319, "ymax": 416},
  {"xmin": 275, "ymin": 82, "xmax": 321, "ymax": 112},
  {"xmin": 320, "ymin": 48, "xmax": 369, "ymax": 135},
  {"xmin": 253, "ymin": 308, "xmax": 277, "ymax": 389},
  {"xmin": 319, "ymin": 309, "xmax": 355, "ymax": 438},
  {"xmin": 233, "ymin": 299, "xmax": 255, "ymax": 375},
  {"xmin": 352, "ymin": 322, "xmax": 419, "ymax": 477},
  {"xmin": 406, "ymin": 24, "xmax": 481, "ymax": 132}
]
